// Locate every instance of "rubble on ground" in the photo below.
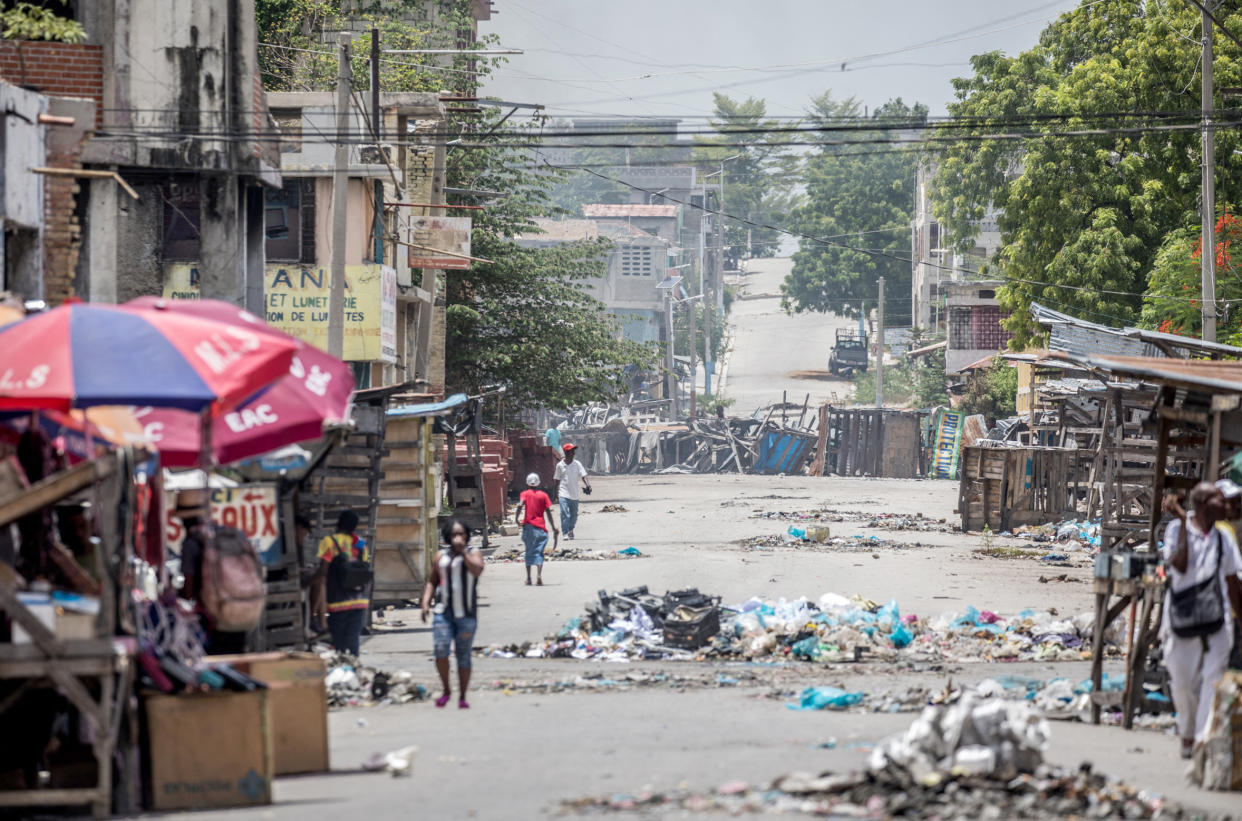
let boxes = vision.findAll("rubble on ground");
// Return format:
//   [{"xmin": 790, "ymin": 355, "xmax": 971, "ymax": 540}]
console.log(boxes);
[
  {"xmin": 561, "ymin": 695, "xmax": 1180, "ymax": 818},
  {"xmin": 599, "ymin": 504, "xmax": 629, "ymax": 513},
  {"xmin": 320, "ymin": 649, "xmax": 429, "ymax": 708},
  {"xmin": 738, "ymin": 530, "xmax": 924, "ymax": 552},
  {"xmin": 750, "ymin": 508, "xmax": 961, "ymax": 534},
  {"xmin": 477, "ymin": 588, "xmax": 1127, "ymax": 665},
  {"xmin": 485, "ymin": 546, "xmax": 646, "ymax": 562}
]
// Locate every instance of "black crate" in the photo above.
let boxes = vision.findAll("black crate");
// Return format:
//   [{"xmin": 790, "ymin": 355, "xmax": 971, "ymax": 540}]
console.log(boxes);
[{"xmin": 662, "ymin": 606, "xmax": 720, "ymax": 649}]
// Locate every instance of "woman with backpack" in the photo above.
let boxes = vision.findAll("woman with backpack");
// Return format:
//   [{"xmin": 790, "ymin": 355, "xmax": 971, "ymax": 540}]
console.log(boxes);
[
  {"xmin": 313, "ymin": 510, "xmax": 370, "ymax": 656},
  {"xmin": 420, "ymin": 518, "xmax": 484, "ymax": 709},
  {"xmin": 1161, "ymin": 482, "xmax": 1242, "ymax": 759}
]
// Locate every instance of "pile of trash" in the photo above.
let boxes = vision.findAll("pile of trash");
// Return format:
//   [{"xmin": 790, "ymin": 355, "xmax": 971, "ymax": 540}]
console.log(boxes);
[
  {"xmin": 599, "ymin": 504, "xmax": 628, "ymax": 513},
  {"xmin": 1005, "ymin": 519, "xmax": 1102, "ymax": 553},
  {"xmin": 480, "ymin": 669, "xmax": 769, "ymax": 694},
  {"xmin": 562, "ymin": 696, "xmax": 1176, "ymax": 818},
  {"xmin": 320, "ymin": 650, "xmax": 428, "ymax": 708},
  {"xmin": 485, "ymin": 546, "xmax": 645, "ymax": 563},
  {"xmin": 750, "ymin": 509, "xmax": 958, "ymax": 534},
  {"xmin": 738, "ymin": 531, "xmax": 922, "ymax": 552},
  {"xmin": 479, "ymin": 589, "xmax": 1126, "ymax": 665}
]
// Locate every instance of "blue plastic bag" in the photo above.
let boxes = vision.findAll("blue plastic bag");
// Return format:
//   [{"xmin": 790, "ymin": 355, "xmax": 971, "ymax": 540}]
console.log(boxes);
[
  {"xmin": 888, "ymin": 622, "xmax": 913, "ymax": 648},
  {"xmin": 788, "ymin": 686, "xmax": 865, "ymax": 711},
  {"xmin": 788, "ymin": 526, "xmax": 807, "ymax": 541},
  {"xmin": 617, "ymin": 546, "xmax": 642, "ymax": 556},
  {"xmin": 791, "ymin": 636, "xmax": 822, "ymax": 660},
  {"xmin": 876, "ymin": 599, "xmax": 901, "ymax": 630}
]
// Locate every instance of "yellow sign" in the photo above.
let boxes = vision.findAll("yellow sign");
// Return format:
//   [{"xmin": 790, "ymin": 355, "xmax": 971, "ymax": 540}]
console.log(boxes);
[{"xmin": 163, "ymin": 263, "xmax": 397, "ymax": 363}]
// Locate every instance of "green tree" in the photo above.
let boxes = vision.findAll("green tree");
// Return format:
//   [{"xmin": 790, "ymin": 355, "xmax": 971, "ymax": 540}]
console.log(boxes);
[
  {"xmin": 930, "ymin": 1, "xmax": 1242, "ymax": 347},
  {"xmin": 781, "ymin": 95, "xmax": 927, "ymax": 326},
  {"xmin": 693, "ymin": 93, "xmax": 796, "ymax": 265},
  {"xmin": 958, "ymin": 359, "xmax": 1018, "ymax": 423},
  {"xmin": 1, "ymin": 1, "xmax": 85, "ymax": 43},
  {"xmin": 256, "ymin": 0, "xmax": 654, "ymax": 410}
]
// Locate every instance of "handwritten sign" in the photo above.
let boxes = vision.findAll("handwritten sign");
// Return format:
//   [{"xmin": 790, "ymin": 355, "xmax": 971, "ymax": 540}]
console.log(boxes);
[
  {"xmin": 163, "ymin": 263, "xmax": 397, "ymax": 363},
  {"xmin": 165, "ymin": 485, "xmax": 283, "ymax": 565}
]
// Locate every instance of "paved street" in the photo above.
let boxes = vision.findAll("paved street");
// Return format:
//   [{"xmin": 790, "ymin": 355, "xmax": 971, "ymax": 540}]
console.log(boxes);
[
  {"xmin": 725, "ymin": 257, "xmax": 857, "ymax": 414},
  {"xmin": 174, "ymin": 259, "xmax": 1235, "ymax": 820}
]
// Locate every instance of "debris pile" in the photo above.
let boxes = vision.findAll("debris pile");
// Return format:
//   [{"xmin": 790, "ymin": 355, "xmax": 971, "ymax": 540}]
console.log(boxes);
[
  {"xmin": 321, "ymin": 650, "xmax": 429, "ymax": 708},
  {"xmin": 750, "ymin": 509, "xmax": 959, "ymax": 534},
  {"xmin": 599, "ymin": 504, "xmax": 629, "ymax": 513},
  {"xmin": 485, "ymin": 546, "xmax": 646, "ymax": 563},
  {"xmin": 479, "ymin": 590, "xmax": 1124, "ymax": 665},
  {"xmin": 562, "ymin": 696, "xmax": 1177, "ymax": 817},
  {"xmin": 739, "ymin": 530, "xmax": 923, "ymax": 552}
]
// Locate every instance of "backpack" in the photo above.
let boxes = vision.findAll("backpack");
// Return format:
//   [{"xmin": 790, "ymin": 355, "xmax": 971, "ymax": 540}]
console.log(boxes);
[
  {"xmin": 328, "ymin": 534, "xmax": 372, "ymax": 592},
  {"xmin": 1168, "ymin": 527, "xmax": 1226, "ymax": 639},
  {"xmin": 200, "ymin": 525, "xmax": 265, "ymax": 633}
]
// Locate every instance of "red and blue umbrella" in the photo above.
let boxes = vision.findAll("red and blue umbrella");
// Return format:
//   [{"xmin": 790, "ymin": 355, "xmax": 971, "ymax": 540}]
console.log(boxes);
[
  {"xmin": 0, "ymin": 301, "xmax": 297, "ymax": 412},
  {"xmin": 123, "ymin": 297, "xmax": 355, "ymax": 467}
]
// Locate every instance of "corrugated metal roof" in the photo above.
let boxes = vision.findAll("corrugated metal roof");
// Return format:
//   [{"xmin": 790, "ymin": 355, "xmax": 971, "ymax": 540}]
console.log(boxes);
[
  {"xmin": 582, "ymin": 204, "xmax": 678, "ymax": 218},
  {"xmin": 1030, "ymin": 301, "xmax": 1242, "ymax": 359},
  {"xmin": 1075, "ymin": 354, "xmax": 1242, "ymax": 394}
]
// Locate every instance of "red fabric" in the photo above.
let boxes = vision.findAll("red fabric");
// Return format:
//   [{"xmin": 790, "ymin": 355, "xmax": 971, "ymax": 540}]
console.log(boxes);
[
  {"xmin": 520, "ymin": 489, "xmax": 552, "ymax": 530},
  {"xmin": 123, "ymin": 297, "xmax": 354, "ymax": 467}
]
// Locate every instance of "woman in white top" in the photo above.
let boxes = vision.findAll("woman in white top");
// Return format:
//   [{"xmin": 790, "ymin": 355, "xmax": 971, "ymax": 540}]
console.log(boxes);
[{"xmin": 1161, "ymin": 482, "xmax": 1242, "ymax": 758}]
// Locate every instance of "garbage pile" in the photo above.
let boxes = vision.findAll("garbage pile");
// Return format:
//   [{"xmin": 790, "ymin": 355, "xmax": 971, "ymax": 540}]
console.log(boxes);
[
  {"xmin": 480, "ymin": 669, "xmax": 769, "ymax": 694},
  {"xmin": 320, "ymin": 650, "xmax": 429, "ymax": 708},
  {"xmin": 479, "ymin": 590, "xmax": 1125, "ymax": 665},
  {"xmin": 562, "ymin": 696, "xmax": 1177, "ymax": 818},
  {"xmin": 486, "ymin": 546, "xmax": 646, "ymax": 562},
  {"xmin": 599, "ymin": 504, "xmax": 629, "ymax": 513},
  {"xmin": 739, "ymin": 529, "xmax": 924, "ymax": 552},
  {"xmin": 751, "ymin": 509, "xmax": 959, "ymax": 534},
  {"xmin": 1006, "ymin": 519, "xmax": 1102, "ymax": 553}
]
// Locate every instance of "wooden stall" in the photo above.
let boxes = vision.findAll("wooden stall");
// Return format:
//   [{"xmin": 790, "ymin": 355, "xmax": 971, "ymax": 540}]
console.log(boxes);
[
  {"xmin": 0, "ymin": 449, "xmax": 144, "ymax": 816},
  {"xmin": 815, "ymin": 408, "xmax": 928, "ymax": 478},
  {"xmin": 958, "ymin": 444, "xmax": 1092, "ymax": 532}
]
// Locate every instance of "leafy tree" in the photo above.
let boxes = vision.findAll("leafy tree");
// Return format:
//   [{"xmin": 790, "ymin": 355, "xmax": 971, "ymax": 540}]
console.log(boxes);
[
  {"xmin": 781, "ymin": 95, "xmax": 927, "ymax": 326},
  {"xmin": 931, "ymin": 1, "xmax": 1242, "ymax": 347},
  {"xmin": 958, "ymin": 359, "xmax": 1018, "ymax": 424},
  {"xmin": 693, "ymin": 93, "xmax": 796, "ymax": 265},
  {"xmin": 256, "ymin": 0, "xmax": 654, "ymax": 410},
  {"xmin": 1, "ymin": 1, "xmax": 85, "ymax": 43},
  {"xmin": 913, "ymin": 348, "xmax": 950, "ymax": 407},
  {"xmin": 1141, "ymin": 214, "xmax": 1242, "ymax": 340}
]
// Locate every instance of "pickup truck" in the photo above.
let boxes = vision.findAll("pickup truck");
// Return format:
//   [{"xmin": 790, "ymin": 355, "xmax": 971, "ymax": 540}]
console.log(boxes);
[{"xmin": 828, "ymin": 329, "xmax": 869, "ymax": 376}]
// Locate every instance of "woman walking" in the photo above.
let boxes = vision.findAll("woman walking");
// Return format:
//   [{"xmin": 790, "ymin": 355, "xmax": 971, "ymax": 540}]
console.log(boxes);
[{"xmin": 421, "ymin": 518, "xmax": 484, "ymax": 708}]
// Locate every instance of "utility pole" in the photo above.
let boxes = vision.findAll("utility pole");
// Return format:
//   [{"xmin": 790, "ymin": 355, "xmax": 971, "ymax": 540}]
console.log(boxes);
[
  {"xmin": 876, "ymin": 277, "xmax": 885, "ymax": 408},
  {"xmin": 370, "ymin": 28, "xmax": 381, "ymax": 141},
  {"xmin": 702, "ymin": 220, "xmax": 713, "ymax": 397},
  {"xmin": 328, "ymin": 32, "xmax": 352, "ymax": 359},
  {"xmin": 1202, "ymin": 7, "xmax": 1218, "ymax": 342},
  {"xmin": 689, "ymin": 295, "xmax": 698, "ymax": 420},
  {"xmin": 665, "ymin": 294, "xmax": 679, "ymax": 418},
  {"xmin": 370, "ymin": 27, "xmax": 384, "ymax": 266}
]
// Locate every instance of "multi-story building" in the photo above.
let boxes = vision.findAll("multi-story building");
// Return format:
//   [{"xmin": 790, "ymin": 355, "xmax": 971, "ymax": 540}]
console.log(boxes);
[
  {"xmin": 943, "ymin": 280, "xmax": 1014, "ymax": 375},
  {"xmin": 911, "ymin": 162, "xmax": 1002, "ymax": 332},
  {"xmin": 517, "ymin": 218, "xmax": 670, "ymax": 345}
]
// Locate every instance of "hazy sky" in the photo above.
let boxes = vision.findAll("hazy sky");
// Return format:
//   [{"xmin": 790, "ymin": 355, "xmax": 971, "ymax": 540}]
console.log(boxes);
[{"xmin": 481, "ymin": 0, "xmax": 1081, "ymax": 122}]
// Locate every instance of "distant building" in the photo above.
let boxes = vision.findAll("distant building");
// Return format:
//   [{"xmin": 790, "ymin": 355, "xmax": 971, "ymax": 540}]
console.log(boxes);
[
  {"xmin": 911, "ymin": 162, "xmax": 1002, "ymax": 332},
  {"xmin": 517, "ymin": 218, "xmax": 669, "ymax": 345},
  {"xmin": 582, "ymin": 203, "xmax": 680, "ymax": 244},
  {"xmin": 943, "ymin": 280, "xmax": 1013, "ymax": 375}
]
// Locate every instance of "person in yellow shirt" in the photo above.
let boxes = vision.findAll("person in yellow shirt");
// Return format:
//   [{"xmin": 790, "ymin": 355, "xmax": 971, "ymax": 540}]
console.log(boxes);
[{"xmin": 312, "ymin": 511, "xmax": 369, "ymax": 656}]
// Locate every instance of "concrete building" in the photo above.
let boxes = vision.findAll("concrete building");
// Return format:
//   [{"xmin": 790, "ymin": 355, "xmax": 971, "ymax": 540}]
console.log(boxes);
[
  {"xmin": 911, "ymin": 162, "xmax": 1002, "ymax": 332},
  {"xmin": 581, "ymin": 203, "xmax": 679, "ymax": 244},
  {"xmin": 943, "ymin": 280, "xmax": 1014, "ymax": 375},
  {"xmin": 517, "ymin": 218, "xmax": 670, "ymax": 345}
]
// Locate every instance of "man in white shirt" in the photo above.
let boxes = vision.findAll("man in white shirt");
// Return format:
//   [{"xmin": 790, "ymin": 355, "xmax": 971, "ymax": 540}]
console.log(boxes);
[
  {"xmin": 1161, "ymin": 481, "xmax": 1242, "ymax": 758},
  {"xmin": 553, "ymin": 443, "xmax": 591, "ymax": 540}
]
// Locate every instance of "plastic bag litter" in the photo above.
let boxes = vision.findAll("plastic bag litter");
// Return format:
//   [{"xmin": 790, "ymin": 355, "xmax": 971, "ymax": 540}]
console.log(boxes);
[
  {"xmin": 362, "ymin": 745, "xmax": 417, "ymax": 777},
  {"xmin": 788, "ymin": 686, "xmax": 865, "ymax": 711},
  {"xmin": 326, "ymin": 666, "xmax": 359, "ymax": 689},
  {"xmin": 818, "ymin": 592, "xmax": 852, "ymax": 610},
  {"xmin": 889, "ymin": 622, "xmax": 913, "ymax": 649},
  {"xmin": 791, "ymin": 635, "xmax": 822, "ymax": 660}
]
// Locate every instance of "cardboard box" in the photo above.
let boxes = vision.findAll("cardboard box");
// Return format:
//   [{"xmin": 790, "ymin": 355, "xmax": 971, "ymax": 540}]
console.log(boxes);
[
  {"xmin": 143, "ymin": 690, "xmax": 272, "ymax": 811},
  {"xmin": 210, "ymin": 652, "xmax": 330, "ymax": 775}
]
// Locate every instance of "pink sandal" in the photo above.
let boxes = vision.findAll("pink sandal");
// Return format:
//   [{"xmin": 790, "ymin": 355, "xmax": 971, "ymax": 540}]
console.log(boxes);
[
  {"xmin": 435, "ymin": 692, "xmax": 451, "ymax": 708},
  {"xmin": 458, "ymin": 698, "xmax": 470, "ymax": 710}
]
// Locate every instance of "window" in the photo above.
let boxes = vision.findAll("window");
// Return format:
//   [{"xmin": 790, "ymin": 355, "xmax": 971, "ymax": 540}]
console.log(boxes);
[
  {"xmin": 264, "ymin": 182, "xmax": 302, "ymax": 261},
  {"xmin": 621, "ymin": 246, "xmax": 653, "ymax": 276},
  {"xmin": 162, "ymin": 181, "xmax": 200, "ymax": 261}
]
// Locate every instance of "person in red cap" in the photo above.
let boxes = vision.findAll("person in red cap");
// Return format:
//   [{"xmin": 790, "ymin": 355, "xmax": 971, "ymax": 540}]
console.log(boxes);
[{"xmin": 554, "ymin": 443, "xmax": 591, "ymax": 539}]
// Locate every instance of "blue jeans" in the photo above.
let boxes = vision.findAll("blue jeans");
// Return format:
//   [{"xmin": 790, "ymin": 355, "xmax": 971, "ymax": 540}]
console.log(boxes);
[
  {"xmin": 328, "ymin": 608, "xmax": 366, "ymax": 656},
  {"xmin": 560, "ymin": 497, "xmax": 579, "ymax": 535},
  {"xmin": 522, "ymin": 524, "xmax": 548, "ymax": 565},
  {"xmin": 432, "ymin": 612, "xmax": 477, "ymax": 669}
]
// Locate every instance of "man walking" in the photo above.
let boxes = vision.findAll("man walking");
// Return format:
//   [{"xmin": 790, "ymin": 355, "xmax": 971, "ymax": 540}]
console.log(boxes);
[
  {"xmin": 554, "ymin": 443, "xmax": 591, "ymax": 540},
  {"xmin": 515, "ymin": 472, "xmax": 558, "ymax": 585},
  {"xmin": 1161, "ymin": 482, "xmax": 1242, "ymax": 759}
]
